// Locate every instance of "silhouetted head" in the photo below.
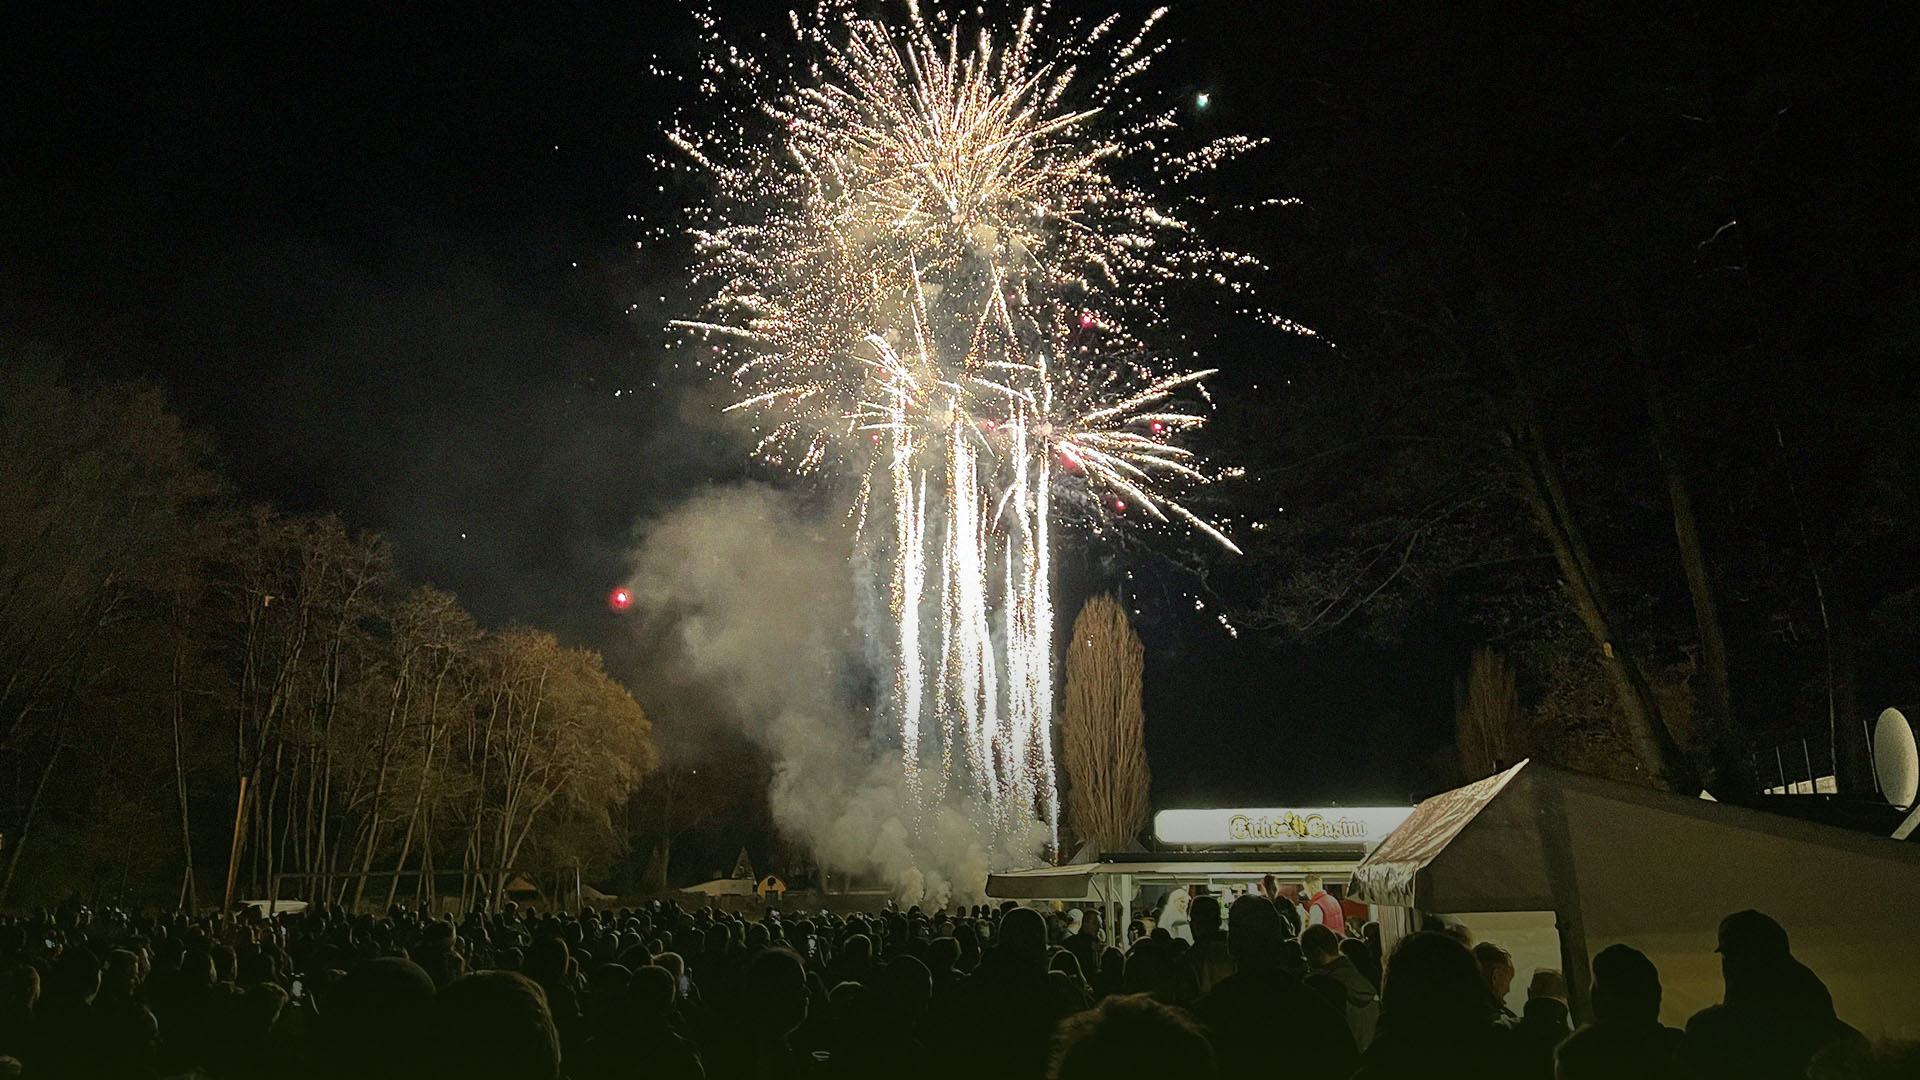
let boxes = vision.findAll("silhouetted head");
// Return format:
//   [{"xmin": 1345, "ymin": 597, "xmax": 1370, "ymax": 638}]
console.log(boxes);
[
  {"xmin": 429, "ymin": 971, "xmax": 561, "ymax": 1080},
  {"xmin": 321, "ymin": 956, "xmax": 437, "ymax": 1080},
  {"xmin": 999, "ymin": 908, "xmax": 1048, "ymax": 962},
  {"xmin": 927, "ymin": 936, "xmax": 960, "ymax": 974},
  {"xmin": 1590, "ymin": 943, "xmax": 1662, "ymax": 1023},
  {"xmin": 44, "ymin": 949, "xmax": 101, "ymax": 1006},
  {"xmin": 1473, "ymin": 941, "xmax": 1516, "ymax": 1003},
  {"xmin": 627, "ymin": 965, "xmax": 675, "ymax": 1021},
  {"xmin": 1382, "ymin": 932, "xmax": 1490, "ymax": 1030},
  {"xmin": 1189, "ymin": 896, "xmax": 1222, "ymax": 937},
  {"xmin": 1300, "ymin": 924, "xmax": 1342, "ymax": 967},
  {"xmin": 742, "ymin": 948, "xmax": 809, "ymax": 1039},
  {"xmin": 1526, "ymin": 968, "xmax": 1568, "ymax": 1003},
  {"xmin": 1716, "ymin": 910, "xmax": 1790, "ymax": 961},
  {"xmin": 0, "ymin": 966, "xmax": 40, "ymax": 1014},
  {"xmin": 1225, "ymin": 896, "xmax": 1283, "ymax": 969},
  {"xmin": 1049, "ymin": 993, "xmax": 1214, "ymax": 1080},
  {"xmin": 1716, "ymin": 909, "xmax": 1795, "ymax": 996},
  {"xmin": 523, "ymin": 937, "xmax": 570, "ymax": 984},
  {"xmin": 102, "ymin": 949, "xmax": 141, "ymax": 1000},
  {"xmin": 1049, "ymin": 949, "xmax": 1087, "ymax": 988},
  {"xmin": 842, "ymin": 933, "xmax": 873, "ymax": 970},
  {"xmin": 177, "ymin": 947, "xmax": 217, "ymax": 991},
  {"xmin": 653, "ymin": 951, "xmax": 685, "ymax": 982},
  {"xmin": 882, "ymin": 954, "xmax": 933, "ymax": 1024}
]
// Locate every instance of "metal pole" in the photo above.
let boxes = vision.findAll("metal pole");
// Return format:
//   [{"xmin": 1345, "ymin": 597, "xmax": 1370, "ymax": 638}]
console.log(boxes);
[{"xmin": 1866, "ymin": 718, "xmax": 1880, "ymax": 795}]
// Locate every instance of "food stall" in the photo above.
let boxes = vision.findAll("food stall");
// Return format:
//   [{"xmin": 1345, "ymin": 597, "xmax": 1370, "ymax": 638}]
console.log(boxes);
[{"xmin": 987, "ymin": 804, "xmax": 1412, "ymax": 939}]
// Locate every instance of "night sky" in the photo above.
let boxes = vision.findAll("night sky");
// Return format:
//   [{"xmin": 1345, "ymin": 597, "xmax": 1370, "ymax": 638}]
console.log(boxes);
[{"xmin": 6, "ymin": 1, "xmax": 1914, "ymax": 823}]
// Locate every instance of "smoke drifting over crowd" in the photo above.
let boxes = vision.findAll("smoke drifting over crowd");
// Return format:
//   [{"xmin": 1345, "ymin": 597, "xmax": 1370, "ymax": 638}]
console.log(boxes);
[{"xmin": 623, "ymin": 485, "xmax": 1030, "ymax": 903}]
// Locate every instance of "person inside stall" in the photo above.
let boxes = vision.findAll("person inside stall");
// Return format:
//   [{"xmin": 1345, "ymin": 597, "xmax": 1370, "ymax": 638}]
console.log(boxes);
[{"xmin": 1303, "ymin": 876, "xmax": 1344, "ymax": 935}]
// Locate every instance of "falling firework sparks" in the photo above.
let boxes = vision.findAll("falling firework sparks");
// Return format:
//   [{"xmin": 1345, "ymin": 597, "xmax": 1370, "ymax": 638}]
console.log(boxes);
[{"xmin": 666, "ymin": 1, "xmax": 1278, "ymax": 867}]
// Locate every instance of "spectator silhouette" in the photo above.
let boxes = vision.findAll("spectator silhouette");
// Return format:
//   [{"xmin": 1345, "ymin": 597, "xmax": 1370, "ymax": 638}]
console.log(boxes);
[
  {"xmin": 523, "ymin": 934, "xmax": 582, "ymax": 1051},
  {"xmin": 1093, "ymin": 948, "xmax": 1126, "ymax": 1000},
  {"xmin": 1554, "ymin": 944, "xmax": 1681, "ymax": 1080},
  {"xmin": 430, "ymin": 970, "xmax": 563, "ymax": 1080},
  {"xmin": 931, "ymin": 906, "xmax": 1069, "ymax": 1080},
  {"xmin": 708, "ymin": 947, "xmax": 810, "ymax": 1080},
  {"xmin": 32, "ymin": 949, "xmax": 99, "ymax": 1079},
  {"xmin": 1678, "ymin": 910, "xmax": 1864, "ymax": 1080},
  {"xmin": 1507, "ymin": 968, "xmax": 1571, "ymax": 1080},
  {"xmin": 575, "ymin": 963, "xmax": 704, "ymax": 1080},
  {"xmin": 1048, "ymin": 993, "xmax": 1214, "ymax": 1080},
  {"xmin": 0, "ymin": 965, "xmax": 36, "ymax": 1068},
  {"xmin": 1354, "ymin": 931, "xmax": 1518, "ymax": 1080},
  {"xmin": 1063, "ymin": 909, "xmax": 1106, "ymax": 995},
  {"xmin": 1343, "ymin": 933, "xmax": 1382, "ymax": 991},
  {"xmin": 317, "ymin": 954, "xmax": 436, "ymax": 1080},
  {"xmin": 1473, "ymin": 941, "xmax": 1519, "ymax": 1025},
  {"xmin": 1166, "ymin": 895, "xmax": 1233, "ymax": 1004},
  {"xmin": 1191, "ymin": 896, "xmax": 1356, "ymax": 1077},
  {"xmin": 93, "ymin": 949, "xmax": 158, "ymax": 1079},
  {"xmin": 1303, "ymin": 923, "xmax": 1379, "ymax": 1050},
  {"xmin": 413, "ymin": 919, "xmax": 467, "ymax": 989}
]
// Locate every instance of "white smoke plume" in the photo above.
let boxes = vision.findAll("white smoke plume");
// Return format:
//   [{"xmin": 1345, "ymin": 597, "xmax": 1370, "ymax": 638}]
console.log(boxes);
[{"xmin": 624, "ymin": 484, "xmax": 1042, "ymax": 904}]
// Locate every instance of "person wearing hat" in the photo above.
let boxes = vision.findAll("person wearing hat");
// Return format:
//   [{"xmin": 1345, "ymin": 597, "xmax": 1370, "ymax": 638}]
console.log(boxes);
[{"xmin": 1676, "ymin": 910, "xmax": 1863, "ymax": 1080}]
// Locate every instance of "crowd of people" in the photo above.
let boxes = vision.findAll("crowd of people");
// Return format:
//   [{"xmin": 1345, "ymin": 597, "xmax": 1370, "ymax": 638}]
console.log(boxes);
[{"xmin": 0, "ymin": 891, "xmax": 1911, "ymax": 1079}]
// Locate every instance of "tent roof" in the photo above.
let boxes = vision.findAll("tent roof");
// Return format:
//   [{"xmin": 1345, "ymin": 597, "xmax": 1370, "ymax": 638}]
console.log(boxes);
[
  {"xmin": 1346, "ymin": 761, "xmax": 1529, "ymax": 908},
  {"xmin": 1349, "ymin": 759, "xmax": 1920, "ymax": 910}
]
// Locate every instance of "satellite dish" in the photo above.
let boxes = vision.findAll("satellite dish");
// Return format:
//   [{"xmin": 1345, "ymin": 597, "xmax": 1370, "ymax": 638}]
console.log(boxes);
[{"xmin": 1874, "ymin": 708, "xmax": 1919, "ymax": 812}]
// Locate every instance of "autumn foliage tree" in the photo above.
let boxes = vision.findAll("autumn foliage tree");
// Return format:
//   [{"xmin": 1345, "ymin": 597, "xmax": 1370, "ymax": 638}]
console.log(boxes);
[
  {"xmin": 0, "ymin": 357, "xmax": 657, "ymax": 909},
  {"xmin": 1061, "ymin": 593, "xmax": 1150, "ymax": 857}
]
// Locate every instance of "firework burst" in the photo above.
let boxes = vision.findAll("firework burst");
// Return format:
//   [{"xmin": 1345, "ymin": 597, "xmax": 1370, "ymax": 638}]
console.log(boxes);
[{"xmin": 667, "ymin": 0, "xmax": 1272, "ymax": 864}]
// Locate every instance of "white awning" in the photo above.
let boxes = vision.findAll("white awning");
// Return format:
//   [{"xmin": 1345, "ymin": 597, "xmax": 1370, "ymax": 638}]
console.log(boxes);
[{"xmin": 986, "ymin": 853, "xmax": 1372, "ymax": 901}]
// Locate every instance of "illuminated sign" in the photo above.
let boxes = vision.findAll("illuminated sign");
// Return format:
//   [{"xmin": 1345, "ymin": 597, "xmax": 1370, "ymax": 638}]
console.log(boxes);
[{"xmin": 1154, "ymin": 807, "xmax": 1412, "ymax": 848}]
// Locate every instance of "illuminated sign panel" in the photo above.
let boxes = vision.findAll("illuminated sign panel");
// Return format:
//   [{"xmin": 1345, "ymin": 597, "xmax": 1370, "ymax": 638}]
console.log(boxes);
[{"xmin": 1154, "ymin": 807, "xmax": 1412, "ymax": 848}]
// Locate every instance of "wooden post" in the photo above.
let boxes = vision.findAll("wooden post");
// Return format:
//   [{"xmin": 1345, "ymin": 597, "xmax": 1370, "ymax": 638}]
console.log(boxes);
[{"xmin": 223, "ymin": 776, "xmax": 249, "ymax": 911}]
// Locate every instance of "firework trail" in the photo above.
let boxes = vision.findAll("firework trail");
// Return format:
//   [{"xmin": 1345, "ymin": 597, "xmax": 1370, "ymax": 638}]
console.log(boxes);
[{"xmin": 667, "ymin": 1, "xmax": 1268, "ymax": 868}]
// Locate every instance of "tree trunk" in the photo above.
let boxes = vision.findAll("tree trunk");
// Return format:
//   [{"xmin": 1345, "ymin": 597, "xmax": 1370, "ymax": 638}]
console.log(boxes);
[
  {"xmin": 1509, "ymin": 404, "xmax": 1698, "ymax": 792},
  {"xmin": 1639, "ymin": 359, "xmax": 1754, "ymax": 796},
  {"xmin": 171, "ymin": 626, "xmax": 199, "ymax": 911},
  {"xmin": 0, "ymin": 727, "xmax": 64, "ymax": 907},
  {"xmin": 639, "ymin": 836, "xmax": 672, "ymax": 893}
]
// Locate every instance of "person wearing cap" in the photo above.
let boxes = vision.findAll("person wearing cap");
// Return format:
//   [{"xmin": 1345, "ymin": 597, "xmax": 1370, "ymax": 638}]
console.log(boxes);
[{"xmin": 1676, "ymin": 910, "xmax": 1863, "ymax": 1080}]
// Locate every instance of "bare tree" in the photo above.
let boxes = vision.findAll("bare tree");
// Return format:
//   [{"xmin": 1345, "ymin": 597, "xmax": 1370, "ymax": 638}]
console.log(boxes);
[{"xmin": 1061, "ymin": 593, "xmax": 1150, "ymax": 857}]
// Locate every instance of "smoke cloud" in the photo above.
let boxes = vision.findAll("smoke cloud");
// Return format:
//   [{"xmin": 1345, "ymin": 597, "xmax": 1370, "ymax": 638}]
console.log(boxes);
[{"xmin": 624, "ymin": 483, "xmax": 1039, "ymax": 904}]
